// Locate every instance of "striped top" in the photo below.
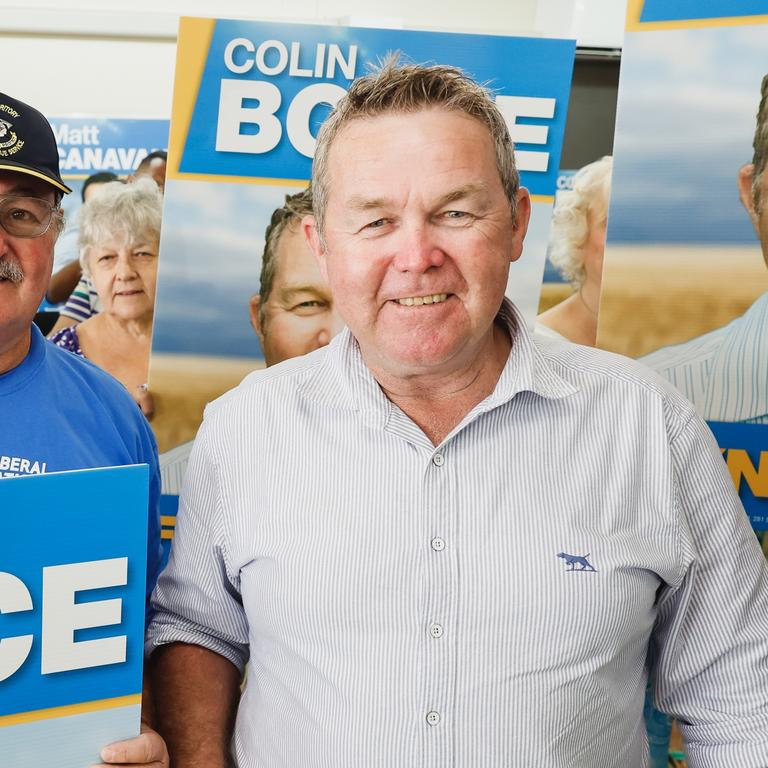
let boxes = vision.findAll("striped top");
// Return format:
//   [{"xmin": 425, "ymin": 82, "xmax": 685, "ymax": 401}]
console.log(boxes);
[
  {"xmin": 147, "ymin": 301, "xmax": 768, "ymax": 767},
  {"xmin": 641, "ymin": 291, "xmax": 768, "ymax": 424},
  {"xmin": 59, "ymin": 274, "xmax": 101, "ymax": 323}
]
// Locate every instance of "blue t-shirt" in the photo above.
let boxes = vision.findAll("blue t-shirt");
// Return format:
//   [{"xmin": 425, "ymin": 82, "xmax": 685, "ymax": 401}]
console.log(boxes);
[{"xmin": 0, "ymin": 325, "xmax": 162, "ymax": 604}]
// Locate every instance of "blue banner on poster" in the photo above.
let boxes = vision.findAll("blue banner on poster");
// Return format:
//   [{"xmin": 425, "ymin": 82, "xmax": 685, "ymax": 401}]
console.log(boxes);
[
  {"xmin": 709, "ymin": 422, "xmax": 768, "ymax": 530},
  {"xmin": 640, "ymin": 0, "xmax": 768, "ymax": 22},
  {"xmin": 0, "ymin": 466, "xmax": 148, "ymax": 766},
  {"xmin": 179, "ymin": 20, "xmax": 575, "ymax": 197},
  {"xmin": 50, "ymin": 118, "xmax": 168, "ymax": 177}
]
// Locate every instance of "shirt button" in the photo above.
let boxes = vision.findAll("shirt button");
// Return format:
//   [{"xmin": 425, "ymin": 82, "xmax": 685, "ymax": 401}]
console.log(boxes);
[
  {"xmin": 429, "ymin": 623, "xmax": 444, "ymax": 639},
  {"xmin": 426, "ymin": 710, "xmax": 441, "ymax": 726},
  {"xmin": 432, "ymin": 453, "xmax": 445, "ymax": 467},
  {"xmin": 430, "ymin": 537, "xmax": 445, "ymax": 552}
]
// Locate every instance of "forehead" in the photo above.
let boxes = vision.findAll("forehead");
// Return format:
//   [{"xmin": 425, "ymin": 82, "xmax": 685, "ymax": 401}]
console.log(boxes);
[
  {"xmin": 272, "ymin": 224, "xmax": 324, "ymax": 284},
  {"xmin": 326, "ymin": 108, "xmax": 499, "ymax": 202},
  {"xmin": 0, "ymin": 170, "xmax": 57, "ymax": 200},
  {"xmin": 88, "ymin": 229, "xmax": 159, "ymax": 249}
]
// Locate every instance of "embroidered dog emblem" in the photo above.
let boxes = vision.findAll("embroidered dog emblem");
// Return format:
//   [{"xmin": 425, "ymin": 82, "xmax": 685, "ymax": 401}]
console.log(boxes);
[{"xmin": 557, "ymin": 552, "xmax": 597, "ymax": 571}]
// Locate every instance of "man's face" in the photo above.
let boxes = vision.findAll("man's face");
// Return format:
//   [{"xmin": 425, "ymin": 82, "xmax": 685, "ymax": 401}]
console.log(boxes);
[
  {"xmin": 738, "ymin": 162, "xmax": 768, "ymax": 266},
  {"xmin": 306, "ymin": 108, "xmax": 530, "ymax": 380},
  {"xmin": 754, "ymin": 170, "xmax": 768, "ymax": 264},
  {"xmin": 0, "ymin": 171, "xmax": 59, "ymax": 355},
  {"xmin": 250, "ymin": 223, "xmax": 343, "ymax": 366},
  {"xmin": 136, "ymin": 158, "xmax": 167, "ymax": 192}
]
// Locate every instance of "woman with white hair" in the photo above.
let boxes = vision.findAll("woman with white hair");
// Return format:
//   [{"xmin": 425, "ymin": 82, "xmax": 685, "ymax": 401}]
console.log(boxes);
[
  {"xmin": 537, "ymin": 155, "xmax": 612, "ymax": 346},
  {"xmin": 50, "ymin": 178, "xmax": 161, "ymax": 416}
]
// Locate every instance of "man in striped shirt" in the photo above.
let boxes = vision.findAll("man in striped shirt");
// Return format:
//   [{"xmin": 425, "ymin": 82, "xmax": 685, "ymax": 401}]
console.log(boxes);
[
  {"xmin": 145, "ymin": 61, "xmax": 768, "ymax": 767},
  {"xmin": 642, "ymin": 74, "xmax": 768, "ymax": 424}
]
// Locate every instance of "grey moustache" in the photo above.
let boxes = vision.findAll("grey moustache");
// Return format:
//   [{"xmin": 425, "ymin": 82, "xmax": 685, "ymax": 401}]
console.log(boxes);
[{"xmin": 0, "ymin": 258, "xmax": 24, "ymax": 284}]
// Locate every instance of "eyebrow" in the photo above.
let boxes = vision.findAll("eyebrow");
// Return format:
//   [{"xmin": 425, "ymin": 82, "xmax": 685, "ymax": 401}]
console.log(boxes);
[
  {"xmin": 435, "ymin": 183, "xmax": 492, "ymax": 207},
  {"xmin": 345, "ymin": 183, "xmax": 492, "ymax": 213},
  {"xmin": 345, "ymin": 195, "xmax": 389, "ymax": 212},
  {"xmin": 279, "ymin": 285, "xmax": 329, "ymax": 297}
]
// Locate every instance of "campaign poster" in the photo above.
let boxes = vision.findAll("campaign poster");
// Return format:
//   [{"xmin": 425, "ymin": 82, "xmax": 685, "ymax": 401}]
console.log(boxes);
[
  {"xmin": 47, "ymin": 118, "xmax": 168, "ymax": 280},
  {"xmin": 150, "ymin": 17, "xmax": 577, "ymax": 522},
  {"xmin": 598, "ymin": 0, "xmax": 768, "ymax": 530},
  {"xmin": 0, "ymin": 466, "xmax": 148, "ymax": 767}
]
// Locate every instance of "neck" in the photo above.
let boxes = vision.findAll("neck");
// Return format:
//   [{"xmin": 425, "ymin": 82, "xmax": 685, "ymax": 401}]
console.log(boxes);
[
  {"xmin": 367, "ymin": 323, "xmax": 512, "ymax": 446},
  {"xmin": 96, "ymin": 311, "xmax": 153, "ymax": 342},
  {"xmin": 578, "ymin": 274, "xmax": 601, "ymax": 315},
  {"xmin": 0, "ymin": 326, "xmax": 32, "ymax": 376}
]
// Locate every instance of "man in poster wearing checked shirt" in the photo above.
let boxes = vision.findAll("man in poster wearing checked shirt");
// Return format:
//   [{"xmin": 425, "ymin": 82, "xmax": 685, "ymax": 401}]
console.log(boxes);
[{"xmin": 143, "ymin": 61, "xmax": 768, "ymax": 766}]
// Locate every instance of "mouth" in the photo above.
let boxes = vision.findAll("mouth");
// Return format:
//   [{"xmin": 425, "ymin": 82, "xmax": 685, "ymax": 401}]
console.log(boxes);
[
  {"xmin": 393, "ymin": 293, "xmax": 450, "ymax": 307},
  {"xmin": 115, "ymin": 289, "xmax": 143, "ymax": 297}
]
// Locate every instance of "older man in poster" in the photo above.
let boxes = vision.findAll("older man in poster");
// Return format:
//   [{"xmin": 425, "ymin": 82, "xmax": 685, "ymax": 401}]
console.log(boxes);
[
  {"xmin": 643, "ymin": 73, "xmax": 768, "ymax": 424},
  {"xmin": 146, "ymin": 63, "xmax": 768, "ymax": 767}
]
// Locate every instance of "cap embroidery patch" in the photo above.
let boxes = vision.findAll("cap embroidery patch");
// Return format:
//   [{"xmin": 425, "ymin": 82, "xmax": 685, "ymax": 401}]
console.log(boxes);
[{"xmin": 0, "ymin": 106, "xmax": 23, "ymax": 157}]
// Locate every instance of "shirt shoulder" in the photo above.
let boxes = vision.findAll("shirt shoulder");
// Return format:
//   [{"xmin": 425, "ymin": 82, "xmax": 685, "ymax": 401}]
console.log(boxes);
[
  {"xmin": 639, "ymin": 327, "xmax": 724, "ymax": 376},
  {"xmin": 536, "ymin": 337, "xmax": 698, "ymax": 436},
  {"xmin": 43, "ymin": 338, "xmax": 156, "ymax": 454},
  {"xmin": 204, "ymin": 345, "xmax": 332, "ymax": 421}
]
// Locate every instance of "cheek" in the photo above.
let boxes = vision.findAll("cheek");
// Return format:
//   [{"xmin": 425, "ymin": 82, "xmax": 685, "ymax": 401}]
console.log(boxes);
[
  {"xmin": 89, "ymin": 269, "xmax": 113, "ymax": 297},
  {"xmin": 141, "ymin": 265, "xmax": 159, "ymax": 297}
]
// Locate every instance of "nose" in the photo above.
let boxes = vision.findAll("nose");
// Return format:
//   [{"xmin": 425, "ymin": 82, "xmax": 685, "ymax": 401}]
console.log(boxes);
[
  {"xmin": 115, "ymin": 251, "xmax": 139, "ymax": 280},
  {"xmin": 391, "ymin": 222, "xmax": 445, "ymax": 273}
]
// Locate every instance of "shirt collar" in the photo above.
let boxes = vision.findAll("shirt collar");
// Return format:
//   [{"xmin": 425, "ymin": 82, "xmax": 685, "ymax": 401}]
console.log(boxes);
[{"xmin": 301, "ymin": 299, "xmax": 577, "ymax": 427}]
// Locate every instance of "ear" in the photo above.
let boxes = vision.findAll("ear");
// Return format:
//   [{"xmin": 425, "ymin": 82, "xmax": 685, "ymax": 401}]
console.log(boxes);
[
  {"xmin": 738, "ymin": 163, "xmax": 758, "ymax": 228},
  {"xmin": 302, "ymin": 214, "xmax": 329, "ymax": 282},
  {"xmin": 510, "ymin": 187, "xmax": 532, "ymax": 263},
  {"xmin": 248, "ymin": 294, "xmax": 265, "ymax": 346}
]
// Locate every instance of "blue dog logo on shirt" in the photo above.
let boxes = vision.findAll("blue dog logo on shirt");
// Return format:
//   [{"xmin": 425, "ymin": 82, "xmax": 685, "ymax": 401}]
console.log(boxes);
[{"xmin": 557, "ymin": 552, "xmax": 597, "ymax": 571}]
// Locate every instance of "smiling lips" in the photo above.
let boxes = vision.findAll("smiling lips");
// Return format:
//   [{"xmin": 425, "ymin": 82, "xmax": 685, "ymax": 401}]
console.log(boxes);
[{"xmin": 395, "ymin": 293, "xmax": 449, "ymax": 307}]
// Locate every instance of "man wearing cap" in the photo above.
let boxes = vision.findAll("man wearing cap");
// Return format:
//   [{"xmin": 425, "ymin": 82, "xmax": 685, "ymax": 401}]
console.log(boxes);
[{"xmin": 0, "ymin": 92, "xmax": 167, "ymax": 767}]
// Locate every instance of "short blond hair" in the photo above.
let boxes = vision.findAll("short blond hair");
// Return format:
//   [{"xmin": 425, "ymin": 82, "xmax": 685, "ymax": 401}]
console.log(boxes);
[
  {"xmin": 549, "ymin": 156, "xmax": 612, "ymax": 288},
  {"xmin": 311, "ymin": 55, "xmax": 519, "ymax": 232}
]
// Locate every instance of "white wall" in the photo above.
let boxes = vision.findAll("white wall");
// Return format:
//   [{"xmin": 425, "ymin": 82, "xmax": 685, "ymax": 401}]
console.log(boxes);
[{"xmin": 0, "ymin": 1, "xmax": 624, "ymax": 118}]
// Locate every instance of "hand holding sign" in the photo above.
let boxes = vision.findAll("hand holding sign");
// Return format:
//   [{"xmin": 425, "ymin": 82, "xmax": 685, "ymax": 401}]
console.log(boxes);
[{"xmin": 97, "ymin": 722, "xmax": 168, "ymax": 768}]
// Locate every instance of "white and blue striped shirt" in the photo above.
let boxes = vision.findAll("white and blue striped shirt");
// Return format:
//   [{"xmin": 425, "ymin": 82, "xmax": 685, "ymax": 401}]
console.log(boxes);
[
  {"xmin": 147, "ymin": 302, "xmax": 768, "ymax": 767},
  {"xmin": 641, "ymin": 291, "xmax": 768, "ymax": 424}
]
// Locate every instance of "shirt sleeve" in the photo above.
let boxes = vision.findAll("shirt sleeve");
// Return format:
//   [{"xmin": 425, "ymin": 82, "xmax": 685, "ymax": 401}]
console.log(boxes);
[
  {"xmin": 651, "ymin": 413, "xmax": 768, "ymax": 766},
  {"xmin": 142, "ymin": 422, "xmax": 163, "ymax": 615},
  {"xmin": 145, "ymin": 415, "xmax": 250, "ymax": 671}
]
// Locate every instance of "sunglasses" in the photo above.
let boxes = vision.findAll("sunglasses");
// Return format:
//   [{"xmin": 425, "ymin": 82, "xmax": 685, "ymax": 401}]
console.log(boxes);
[{"xmin": 0, "ymin": 195, "xmax": 60, "ymax": 238}]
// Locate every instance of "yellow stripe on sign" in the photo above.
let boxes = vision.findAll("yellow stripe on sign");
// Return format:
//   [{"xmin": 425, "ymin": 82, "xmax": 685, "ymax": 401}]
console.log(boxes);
[
  {"xmin": 161, "ymin": 530, "xmax": 175, "ymax": 540},
  {"xmin": 171, "ymin": 172, "xmax": 309, "ymax": 188},
  {"xmin": 530, "ymin": 194, "xmax": 554, "ymax": 204},
  {"xmin": 167, "ymin": 16, "xmax": 216, "ymax": 181},
  {"xmin": 160, "ymin": 515, "xmax": 177, "ymax": 527},
  {"xmin": 625, "ymin": 0, "xmax": 768, "ymax": 32},
  {"xmin": 625, "ymin": 0, "xmax": 643, "ymax": 29},
  {"xmin": 0, "ymin": 693, "xmax": 141, "ymax": 728}
]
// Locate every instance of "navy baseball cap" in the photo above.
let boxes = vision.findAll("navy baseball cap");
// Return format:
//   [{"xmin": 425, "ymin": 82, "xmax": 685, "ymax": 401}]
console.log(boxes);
[{"xmin": 0, "ymin": 92, "xmax": 71, "ymax": 195}]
